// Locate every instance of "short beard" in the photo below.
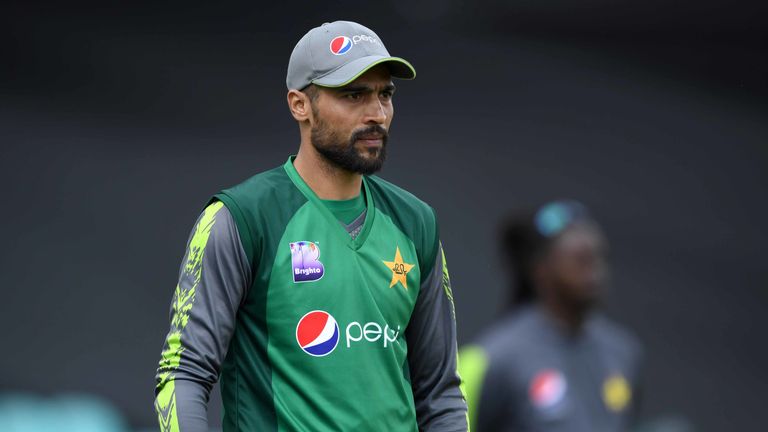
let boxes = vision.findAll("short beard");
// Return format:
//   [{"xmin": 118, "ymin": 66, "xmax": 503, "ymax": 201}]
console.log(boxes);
[{"xmin": 310, "ymin": 114, "xmax": 388, "ymax": 176}]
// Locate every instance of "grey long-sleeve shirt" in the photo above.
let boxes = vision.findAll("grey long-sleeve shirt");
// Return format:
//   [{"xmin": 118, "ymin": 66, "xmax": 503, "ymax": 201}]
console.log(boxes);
[
  {"xmin": 462, "ymin": 306, "xmax": 643, "ymax": 432},
  {"xmin": 155, "ymin": 205, "xmax": 467, "ymax": 431}
]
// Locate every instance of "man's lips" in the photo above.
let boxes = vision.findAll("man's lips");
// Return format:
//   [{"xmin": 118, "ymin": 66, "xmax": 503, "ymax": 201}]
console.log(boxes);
[
  {"xmin": 356, "ymin": 135, "xmax": 384, "ymax": 146},
  {"xmin": 357, "ymin": 133, "xmax": 384, "ymax": 140}
]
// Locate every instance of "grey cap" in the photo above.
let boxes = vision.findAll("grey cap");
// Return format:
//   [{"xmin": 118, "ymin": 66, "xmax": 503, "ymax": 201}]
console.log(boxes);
[{"xmin": 286, "ymin": 21, "xmax": 416, "ymax": 90}]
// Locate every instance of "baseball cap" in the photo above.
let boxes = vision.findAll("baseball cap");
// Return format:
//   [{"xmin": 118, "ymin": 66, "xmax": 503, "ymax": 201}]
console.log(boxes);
[{"xmin": 286, "ymin": 21, "xmax": 416, "ymax": 90}]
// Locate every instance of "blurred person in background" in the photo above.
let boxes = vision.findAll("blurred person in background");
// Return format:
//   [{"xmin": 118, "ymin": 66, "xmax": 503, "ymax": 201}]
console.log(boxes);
[{"xmin": 459, "ymin": 200, "xmax": 644, "ymax": 432}]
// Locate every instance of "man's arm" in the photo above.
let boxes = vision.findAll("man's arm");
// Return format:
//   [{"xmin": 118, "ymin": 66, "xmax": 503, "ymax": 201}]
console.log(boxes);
[
  {"xmin": 154, "ymin": 201, "xmax": 251, "ymax": 432},
  {"xmin": 405, "ymin": 242, "xmax": 469, "ymax": 431},
  {"xmin": 473, "ymin": 354, "xmax": 515, "ymax": 432}
]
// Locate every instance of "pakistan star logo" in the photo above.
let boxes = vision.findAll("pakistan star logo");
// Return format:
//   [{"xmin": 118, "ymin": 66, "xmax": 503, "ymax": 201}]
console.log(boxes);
[{"xmin": 382, "ymin": 246, "xmax": 415, "ymax": 289}]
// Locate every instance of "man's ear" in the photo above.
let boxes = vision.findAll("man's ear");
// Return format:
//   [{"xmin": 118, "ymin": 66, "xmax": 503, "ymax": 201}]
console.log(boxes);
[{"xmin": 287, "ymin": 89, "xmax": 313, "ymax": 123}]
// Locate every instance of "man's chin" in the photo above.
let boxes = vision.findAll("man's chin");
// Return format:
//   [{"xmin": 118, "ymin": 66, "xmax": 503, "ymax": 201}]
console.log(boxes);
[
  {"xmin": 573, "ymin": 293, "xmax": 600, "ymax": 312},
  {"xmin": 359, "ymin": 148, "xmax": 383, "ymax": 160},
  {"xmin": 348, "ymin": 147, "xmax": 385, "ymax": 173},
  {"xmin": 313, "ymin": 141, "xmax": 386, "ymax": 175},
  {"xmin": 354, "ymin": 160, "xmax": 385, "ymax": 175},
  {"xmin": 353, "ymin": 141, "xmax": 383, "ymax": 155}
]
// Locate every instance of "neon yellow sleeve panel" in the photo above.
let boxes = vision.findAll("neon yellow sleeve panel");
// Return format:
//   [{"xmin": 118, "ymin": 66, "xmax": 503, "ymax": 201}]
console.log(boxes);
[
  {"xmin": 441, "ymin": 243, "xmax": 471, "ymax": 430},
  {"xmin": 155, "ymin": 380, "xmax": 179, "ymax": 432},
  {"xmin": 440, "ymin": 244, "xmax": 456, "ymax": 319},
  {"xmin": 458, "ymin": 345, "xmax": 489, "ymax": 432},
  {"xmin": 154, "ymin": 201, "xmax": 225, "ymax": 432}
]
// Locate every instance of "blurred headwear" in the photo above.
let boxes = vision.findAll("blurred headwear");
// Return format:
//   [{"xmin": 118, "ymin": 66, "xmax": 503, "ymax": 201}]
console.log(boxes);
[
  {"xmin": 286, "ymin": 21, "xmax": 416, "ymax": 90},
  {"xmin": 501, "ymin": 199, "xmax": 596, "ymax": 306},
  {"xmin": 534, "ymin": 200, "xmax": 592, "ymax": 238}
]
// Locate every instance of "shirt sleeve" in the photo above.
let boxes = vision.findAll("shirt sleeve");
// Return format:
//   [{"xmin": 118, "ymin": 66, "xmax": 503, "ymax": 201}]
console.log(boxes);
[
  {"xmin": 154, "ymin": 201, "xmax": 251, "ymax": 432},
  {"xmin": 474, "ymin": 356, "xmax": 516, "ymax": 432},
  {"xmin": 405, "ymin": 242, "xmax": 469, "ymax": 431},
  {"xmin": 629, "ymin": 340, "xmax": 646, "ymax": 426}
]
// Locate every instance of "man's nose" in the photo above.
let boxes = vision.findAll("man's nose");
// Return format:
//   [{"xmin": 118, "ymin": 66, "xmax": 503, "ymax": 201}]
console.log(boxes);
[{"xmin": 364, "ymin": 98, "xmax": 387, "ymax": 124}]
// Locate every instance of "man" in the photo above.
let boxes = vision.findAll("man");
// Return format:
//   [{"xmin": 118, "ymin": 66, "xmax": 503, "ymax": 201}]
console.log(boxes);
[
  {"xmin": 459, "ymin": 201, "xmax": 644, "ymax": 432},
  {"xmin": 154, "ymin": 21, "xmax": 468, "ymax": 432}
]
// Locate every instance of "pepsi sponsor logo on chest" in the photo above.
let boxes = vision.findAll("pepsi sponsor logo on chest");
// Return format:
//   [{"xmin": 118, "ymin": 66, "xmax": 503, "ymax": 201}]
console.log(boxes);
[
  {"xmin": 296, "ymin": 310, "xmax": 340, "ymax": 356},
  {"xmin": 529, "ymin": 369, "xmax": 567, "ymax": 409}
]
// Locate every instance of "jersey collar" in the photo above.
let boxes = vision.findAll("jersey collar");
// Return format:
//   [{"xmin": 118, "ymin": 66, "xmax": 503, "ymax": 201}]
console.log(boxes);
[{"xmin": 283, "ymin": 156, "xmax": 375, "ymax": 250}]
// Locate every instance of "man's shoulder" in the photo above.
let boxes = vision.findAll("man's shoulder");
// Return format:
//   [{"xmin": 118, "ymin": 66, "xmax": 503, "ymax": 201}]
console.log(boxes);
[
  {"xmin": 366, "ymin": 175, "xmax": 435, "ymax": 221},
  {"xmin": 220, "ymin": 164, "xmax": 291, "ymax": 200},
  {"xmin": 589, "ymin": 314, "xmax": 644, "ymax": 361},
  {"xmin": 211, "ymin": 163, "xmax": 306, "ymax": 264},
  {"xmin": 475, "ymin": 308, "xmax": 543, "ymax": 352},
  {"xmin": 212, "ymin": 162, "xmax": 304, "ymax": 227},
  {"xmin": 366, "ymin": 175, "xmax": 440, "ymax": 271},
  {"xmin": 461, "ymin": 309, "xmax": 542, "ymax": 381}
]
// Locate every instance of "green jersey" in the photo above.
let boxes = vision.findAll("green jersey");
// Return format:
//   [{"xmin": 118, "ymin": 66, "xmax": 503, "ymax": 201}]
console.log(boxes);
[{"xmin": 155, "ymin": 157, "xmax": 468, "ymax": 431}]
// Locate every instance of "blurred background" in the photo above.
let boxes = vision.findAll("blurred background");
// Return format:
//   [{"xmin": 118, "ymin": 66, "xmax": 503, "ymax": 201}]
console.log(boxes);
[{"xmin": 1, "ymin": 0, "xmax": 766, "ymax": 431}]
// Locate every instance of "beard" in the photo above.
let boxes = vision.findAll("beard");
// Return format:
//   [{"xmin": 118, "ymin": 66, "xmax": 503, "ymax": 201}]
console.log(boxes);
[{"xmin": 310, "ymin": 117, "xmax": 388, "ymax": 175}]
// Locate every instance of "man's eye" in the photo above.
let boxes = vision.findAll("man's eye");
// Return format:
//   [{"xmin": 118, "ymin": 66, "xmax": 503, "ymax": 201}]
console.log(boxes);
[
  {"xmin": 346, "ymin": 93, "xmax": 362, "ymax": 100},
  {"xmin": 381, "ymin": 91, "xmax": 393, "ymax": 100}
]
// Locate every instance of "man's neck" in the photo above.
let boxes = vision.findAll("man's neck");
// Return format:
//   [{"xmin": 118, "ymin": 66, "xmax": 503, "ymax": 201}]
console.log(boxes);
[
  {"xmin": 293, "ymin": 144, "xmax": 363, "ymax": 200},
  {"xmin": 539, "ymin": 289, "xmax": 591, "ymax": 335}
]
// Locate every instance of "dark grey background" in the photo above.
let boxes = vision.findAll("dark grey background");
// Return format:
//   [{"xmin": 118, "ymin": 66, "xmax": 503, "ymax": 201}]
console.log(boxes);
[{"xmin": 1, "ymin": 1, "xmax": 766, "ymax": 431}]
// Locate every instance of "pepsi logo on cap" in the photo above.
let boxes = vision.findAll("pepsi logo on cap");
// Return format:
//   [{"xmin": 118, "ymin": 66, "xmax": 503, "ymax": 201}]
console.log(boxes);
[
  {"xmin": 296, "ymin": 310, "xmax": 340, "ymax": 356},
  {"xmin": 329, "ymin": 36, "xmax": 352, "ymax": 55},
  {"xmin": 529, "ymin": 369, "xmax": 567, "ymax": 409}
]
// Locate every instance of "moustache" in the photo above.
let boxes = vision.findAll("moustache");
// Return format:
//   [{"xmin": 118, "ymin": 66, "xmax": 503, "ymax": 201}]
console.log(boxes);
[{"xmin": 350, "ymin": 125, "xmax": 388, "ymax": 144}]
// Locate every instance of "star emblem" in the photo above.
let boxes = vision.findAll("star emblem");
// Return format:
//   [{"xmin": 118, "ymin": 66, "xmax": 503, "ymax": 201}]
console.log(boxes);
[{"xmin": 382, "ymin": 246, "xmax": 415, "ymax": 289}]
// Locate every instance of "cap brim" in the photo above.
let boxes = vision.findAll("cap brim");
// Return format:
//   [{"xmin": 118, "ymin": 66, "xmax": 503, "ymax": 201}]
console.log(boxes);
[{"xmin": 312, "ymin": 56, "xmax": 416, "ymax": 88}]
